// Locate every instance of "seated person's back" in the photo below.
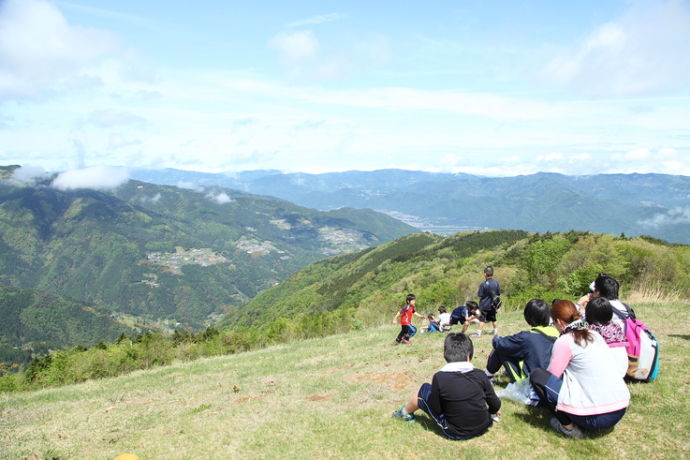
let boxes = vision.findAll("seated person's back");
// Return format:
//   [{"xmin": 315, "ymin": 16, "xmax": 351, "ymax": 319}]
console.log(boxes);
[
  {"xmin": 487, "ymin": 299, "xmax": 559, "ymax": 381},
  {"xmin": 392, "ymin": 333, "xmax": 500, "ymax": 440},
  {"xmin": 437, "ymin": 306, "xmax": 452, "ymax": 331},
  {"xmin": 585, "ymin": 297, "xmax": 628, "ymax": 378}
]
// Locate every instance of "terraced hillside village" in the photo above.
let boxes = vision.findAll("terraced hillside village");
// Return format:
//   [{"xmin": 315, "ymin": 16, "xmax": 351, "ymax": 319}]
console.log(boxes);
[{"xmin": 0, "ymin": 165, "xmax": 414, "ymax": 361}]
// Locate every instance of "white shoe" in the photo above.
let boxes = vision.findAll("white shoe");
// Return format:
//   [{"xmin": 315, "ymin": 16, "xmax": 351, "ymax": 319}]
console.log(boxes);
[{"xmin": 470, "ymin": 331, "xmax": 481, "ymax": 337}]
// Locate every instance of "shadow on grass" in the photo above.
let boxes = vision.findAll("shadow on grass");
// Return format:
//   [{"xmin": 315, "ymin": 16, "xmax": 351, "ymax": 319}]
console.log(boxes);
[
  {"xmin": 668, "ymin": 334, "xmax": 690, "ymax": 341},
  {"xmin": 513, "ymin": 406, "xmax": 551, "ymax": 431},
  {"xmin": 411, "ymin": 414, "xmax": 498, "ymax": 441},
  {"xmin": 513, "ymin": 406, "xmax": 615, "ymax": 439},
  {"xmin": 411, "ymin": 414, "xmax": 451, "ymax": 439}
]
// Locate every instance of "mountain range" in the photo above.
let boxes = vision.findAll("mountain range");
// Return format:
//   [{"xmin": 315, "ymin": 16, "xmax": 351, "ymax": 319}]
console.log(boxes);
[
  {"xmin": 131, "ymin": 168, "xmax": 690, "ymax": 244},
  {"xmin": 0, "ymin": 165, "xmax": 414, "ymax": 355}
]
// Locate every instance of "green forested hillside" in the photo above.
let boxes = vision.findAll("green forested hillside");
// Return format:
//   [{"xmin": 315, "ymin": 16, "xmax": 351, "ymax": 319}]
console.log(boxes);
[
  {"xmin": 0, "ymin": 286, "xmax": 132, "ymax": 372},
  {"xmin": 221, "ymin": 230, "xmax": 690, "ymax": 333},
  {"xmin": 4, "ymin": 229, "xmax": 688, "ymax": 392},
  {"xmin": 0, "ymin": 175, "xmax": 415, "ymax": 335}
]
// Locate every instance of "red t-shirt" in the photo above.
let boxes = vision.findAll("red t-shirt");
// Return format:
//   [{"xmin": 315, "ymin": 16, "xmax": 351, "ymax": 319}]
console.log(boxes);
[{"xmin": 399, "ymin": 304, "xmax": 415, "ymax": 325}]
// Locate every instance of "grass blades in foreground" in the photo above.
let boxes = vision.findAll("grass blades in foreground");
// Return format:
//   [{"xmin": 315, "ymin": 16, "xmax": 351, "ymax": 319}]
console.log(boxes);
[{"xmin": 1, "ymin": 303, "xmax": 689, "ymax": 459}]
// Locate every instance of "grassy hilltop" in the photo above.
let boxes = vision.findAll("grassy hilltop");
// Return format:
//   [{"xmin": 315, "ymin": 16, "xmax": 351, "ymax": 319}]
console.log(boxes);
[{"xmin": 1, "ymin": 302, "xmax": 688, "ymax": 459}]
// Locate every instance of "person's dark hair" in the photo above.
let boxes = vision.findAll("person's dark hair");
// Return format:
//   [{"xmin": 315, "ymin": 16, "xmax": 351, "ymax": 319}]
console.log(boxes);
[
  {"xmin": 524, "ymin": 299, "xmax": 550, "ymax": 327},
  {"xmin": 466, "ymin": 300, "xmax": 479, "ymax": 311},
  {"xmin": 585, "ymin": 297, "xmax": 613, "ymax": 325},
  {"xmin": 443, "ymin": 333, "xmax": 474, "ymax": 363},
  {"xmin": 594, "ymin": 273, "xmax": 619, "ymax": 300},
  {"xmin": 484, "ymin": 266, "xmax": 494, "ymax": 276},
  {"xmin": 427, "ymin": 313, "xmax": 435, "ymax": 320},
  {"xmin": 438, "ymin": 305, "xmax": 447, "ymax": 313},
  {"xmin": 406, "ymin": 293, "xmax": 416, "ymax": 303},
  {"xmin": 551, "ymin": 299, "xmax": 593, "ymax": 347}
]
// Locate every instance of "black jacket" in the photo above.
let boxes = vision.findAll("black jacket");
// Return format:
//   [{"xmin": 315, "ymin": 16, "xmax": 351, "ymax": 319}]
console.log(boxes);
[{"xmin": 430, "ymin": 368, "xmax": 501, "ymax": 438}]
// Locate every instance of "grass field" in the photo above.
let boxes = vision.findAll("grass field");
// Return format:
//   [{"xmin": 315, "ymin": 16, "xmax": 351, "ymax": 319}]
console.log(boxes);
[{"xmin": 1, "ymin": 302, "xmax": 689, "ymax": 460}]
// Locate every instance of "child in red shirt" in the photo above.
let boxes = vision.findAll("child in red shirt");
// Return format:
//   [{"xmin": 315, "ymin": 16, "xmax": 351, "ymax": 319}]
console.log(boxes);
[{"xmin": 392, "ymin": 293, "xmax": 425, "ymax": 344}]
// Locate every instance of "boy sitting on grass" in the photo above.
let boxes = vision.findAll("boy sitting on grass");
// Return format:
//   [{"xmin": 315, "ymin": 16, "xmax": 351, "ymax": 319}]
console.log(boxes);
[
  {"xmin": 446, "ymin": 301, "xmax": 481, "ymax": 333},
  {"xmin": 420, "ymin": 313, "xmax": 441, "ymax": 333},
  {"xmin": 485, "ymin": 299, "xmax": 559, "ymax": 383},
  {"xmin": 392, "ymin": 333, "xmax": 501, "ymax": 440}
]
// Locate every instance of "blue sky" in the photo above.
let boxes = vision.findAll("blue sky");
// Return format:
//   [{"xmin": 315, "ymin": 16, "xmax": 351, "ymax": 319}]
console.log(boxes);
[{"xmin": 1, "ymin": 0, "xmax": 689, "ymax": 176}]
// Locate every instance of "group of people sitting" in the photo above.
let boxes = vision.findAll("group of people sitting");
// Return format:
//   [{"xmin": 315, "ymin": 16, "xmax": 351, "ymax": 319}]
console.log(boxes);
[
  {"xmin": 393, "ymin": 273, "xmax": 637, "ymax": 440},
  {"xmin": 420, "ymin": 302, "xmax": 482, "ymax": 334}
]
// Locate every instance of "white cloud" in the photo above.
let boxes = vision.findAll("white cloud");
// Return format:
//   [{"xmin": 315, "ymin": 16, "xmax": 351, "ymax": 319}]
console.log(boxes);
[
  {"xmin": 206, "ymin": 191, "xmax": 233, "ymax": 204},
  {"xmin": 107, "ymin": 133, "xmax": 142, "ymax": 150},
  {"xmin": 286, "ymin": 13, "xmax": 345, "ymax": 28},
  {"xmin": 545, "ymin": 0, "xmax": 690, "ymax": 96},
  {"xmin": 51, "ymin": 166, "xmax": 129, "ymax": 190},
  {"xmin": 176, "ymin": 181, "xmax": 197, "ymax": 190},
  {"xmin": 537, "ymin": 152, "xmax": 566, "ymax": 162},
  {"xmin": 269, "ymin": 30, "xmax": 318, "ymax": 63},
  {"xmin": 0, "ymin": 0, "xmax": 118, "ymax": 99},
  {"xmin": 83, "ymin": 109, "xmax": 148, "ymax": 128},
  {"xmin": 140, "ymin": 192, "xmax": 161, "ymax": 203},
  {"xmin": 355, "ymin": 36, "xmax": 392, "ymax": 67},
  {"xmin": 56, "ymin": 1, "xmax": 150, "ymax": 27},
  {"xmin": 7, "ymin": 165, "xmax": 48, "ymax": 185},
  {"xmin": 625, "ymin": 148, "xmax": 652, "ymax": 161},
  {"xmin": 639, "ymin": 206, "xmax": 690, "ymax": 227}
]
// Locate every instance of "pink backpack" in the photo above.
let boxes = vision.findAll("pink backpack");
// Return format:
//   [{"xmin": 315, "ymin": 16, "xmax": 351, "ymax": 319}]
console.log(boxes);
[{"xmin": 612, "ymin": 304, "xmax": 660, "ymax": 382}]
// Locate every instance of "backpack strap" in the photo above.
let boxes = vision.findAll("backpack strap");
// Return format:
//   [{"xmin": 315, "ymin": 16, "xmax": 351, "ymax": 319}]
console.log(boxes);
[
  {"xmin": 611, "ymin": 302, "xmax": 637, "ymax": 321},
  {"xmin": 531, "ymin": 328, "xmax": 557, "ymax": 343},
  {"xmin": 611, "ymin": 307, "xmax": 627, "ymax": 320},
  {"xmin": 622, "ymin": 302, "xmax": 637, "ymax": 320}
]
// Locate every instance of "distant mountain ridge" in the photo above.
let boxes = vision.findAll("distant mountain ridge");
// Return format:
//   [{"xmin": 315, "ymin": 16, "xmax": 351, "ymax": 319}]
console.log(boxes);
[
  {"xmin": 0, "ymin": 167, "xmax": 415, "ymax": 342},
  {"xmin": 131, "ymin": 168, "xmax": 690, "ymax": 244}
]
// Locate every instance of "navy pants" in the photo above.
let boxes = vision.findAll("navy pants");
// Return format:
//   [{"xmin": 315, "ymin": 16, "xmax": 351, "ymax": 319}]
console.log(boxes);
[
  {"xmin": 396, "ymin": 324, "xmax": 417, "ymax": 342},
  {"xmin": 416, "ymin": 383, "xmax": 488, "ymax": 440},
  {"xmin": 530, "ymin": 368, "xmax": 627, "ymax": 430},
  {"xmin": 486, "ymin": 350, "xmax": 523, "ymax": 382}
]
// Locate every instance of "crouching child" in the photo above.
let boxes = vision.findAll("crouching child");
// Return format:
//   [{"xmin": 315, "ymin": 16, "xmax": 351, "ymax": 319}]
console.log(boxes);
[{"xmin": 392, "ymin": 333, "xmax": 501, "ymax": 439}]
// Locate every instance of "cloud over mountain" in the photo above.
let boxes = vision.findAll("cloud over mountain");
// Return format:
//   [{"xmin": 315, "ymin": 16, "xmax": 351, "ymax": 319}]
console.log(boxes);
[
  {"xmin": 206, "ymin": 191, "xmax": 233, "ymax": 204},
  {"xmin": 51, "ymin": 166, "xmax": 129, "ymax": 190},
  {"xmin": 8, "ymin": 165, "xmax": 48, "ymax": 185},
  {"xmin": 639, "ymin": 206, "xmax": 690, "ymax": 228}
]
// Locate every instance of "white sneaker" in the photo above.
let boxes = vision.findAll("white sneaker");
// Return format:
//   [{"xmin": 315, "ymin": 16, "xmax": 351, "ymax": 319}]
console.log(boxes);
[
  {"xmin": 491, "ymin": 329, "xmax": 498, "ymax": 335},
  {"xmin": 470, "ymin": 331, "xmax": 481, "ymax": 337}
]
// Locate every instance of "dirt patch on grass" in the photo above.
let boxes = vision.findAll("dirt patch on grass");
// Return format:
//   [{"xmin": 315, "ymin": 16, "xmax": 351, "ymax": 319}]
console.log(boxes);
[
  {"xmin": 120, "ymin": 397, "xmax": 161, "ymax": 406},
  {"xmin": 306, "ymin": 394, "xmax": 330, "ymax": 401},
  {"xmin": 234, "ymin": 394, "xmax": 269, "ymax": 403},
  {"xmin": 354, "ymin": 371, "xmax": 414, "ymax": 391}
]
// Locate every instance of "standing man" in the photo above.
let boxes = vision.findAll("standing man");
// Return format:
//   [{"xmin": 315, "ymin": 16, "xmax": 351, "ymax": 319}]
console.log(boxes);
[{"xmin": 473, "ymin": 266, "xmax": 500, "ymax": 337}]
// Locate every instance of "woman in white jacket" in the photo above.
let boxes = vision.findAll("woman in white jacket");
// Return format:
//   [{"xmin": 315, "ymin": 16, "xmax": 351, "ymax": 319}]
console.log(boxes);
[{"xmin": 530, "ymin": 299, "xmax": 630, "ymax": 439}]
